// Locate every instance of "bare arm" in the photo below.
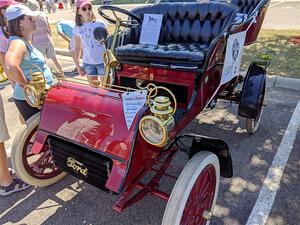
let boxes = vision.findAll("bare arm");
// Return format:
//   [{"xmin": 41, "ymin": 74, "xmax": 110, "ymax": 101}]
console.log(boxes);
[
  {"xmin": 74, "ymin": 35, "xmax": 84, "ymax": 76},
  {"xmin": 0, "ymin": 52, "xmax": 15, "ymax": 87},
  {"xmin": 4, "ymin": 40, "xmax": 27, "ymax": 86},
  {"xmin": 58, "ymin": 32, "xmax": 71, "ymax": 43},
  {"xmin": 47, "ymin": 18, "xmax": 52, "ymax": 36}
]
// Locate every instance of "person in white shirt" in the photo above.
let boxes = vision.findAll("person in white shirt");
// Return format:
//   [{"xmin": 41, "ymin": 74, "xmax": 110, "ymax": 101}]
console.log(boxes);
[{"xmin": 73, "ymin": 0, "xmax": 108, "ymax": 86}]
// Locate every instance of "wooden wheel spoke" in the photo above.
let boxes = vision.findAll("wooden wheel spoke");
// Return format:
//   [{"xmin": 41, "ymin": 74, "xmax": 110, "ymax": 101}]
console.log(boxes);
[
  {"xmin": 180, "ymin": 214, "xmax": 195, "ymax": 225},
  {"xmin": 29, "ymin": 151, "xmax": 50, "ymax": 169},
  {"xmin": 200, "ymin": 179, "xmax": 211, "ymax": 200},
  {"xmin": 190, "ymin": 174, "xmax": 205, "ymax": 203}
]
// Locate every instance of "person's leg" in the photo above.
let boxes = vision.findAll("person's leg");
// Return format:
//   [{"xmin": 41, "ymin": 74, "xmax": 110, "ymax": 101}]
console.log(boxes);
[
  {"xmin": 96, "ymin": 63, "xmax": 105, "ymax": 85},
  {"xmin": 14, "ymin": 99, "xmax": 40, "ymax": 121},
  {"xmin": 0, "ymin": 97, "xmax": 30, "ymax": 197},
  {"xmin": 83, "ymin": 63, "xmax": 99, "ymax": 87},
  {"xmin": 0, "ymin": 95, "xmax": 12, "ymax": 186},
  {"xmin": 0, "ymin": 143, "xmax": 12, "ymax": 186},
  {"xmin": 46, "ymin": 3, "xmax": 51, "ymax": 13}
]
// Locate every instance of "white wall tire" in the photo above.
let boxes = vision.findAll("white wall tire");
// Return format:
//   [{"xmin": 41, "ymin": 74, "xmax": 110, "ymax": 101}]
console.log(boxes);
[
  {"xmin": 162, "ymin": 151, "xmax": 220, "ymax": 225},
  {"xmin": 11, "ymin": 112, "xmax": 66, "ymax": 187}
]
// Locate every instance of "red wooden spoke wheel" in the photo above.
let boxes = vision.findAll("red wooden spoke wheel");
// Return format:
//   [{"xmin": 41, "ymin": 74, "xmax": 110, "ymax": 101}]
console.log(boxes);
[
  {"xmin": 162, "ymin": 151, "xmax": 220, "ymax": 225},
  {"xmin": 11, "ymin": 113, "xmax": 66, "ymax": 187},
  {"xmin": 180, "ymin": 165, "xmax": 216, "ymax": 225}
]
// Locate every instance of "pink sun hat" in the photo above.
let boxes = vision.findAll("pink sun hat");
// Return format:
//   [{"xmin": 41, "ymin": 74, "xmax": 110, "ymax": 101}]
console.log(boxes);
[
  {"xmin": 0, "ymin": 0, "xmax": 17, "ymax": 9},
  {"xmin": 76, "ymin": 0, "xmax": 92, "ymax": 9}
]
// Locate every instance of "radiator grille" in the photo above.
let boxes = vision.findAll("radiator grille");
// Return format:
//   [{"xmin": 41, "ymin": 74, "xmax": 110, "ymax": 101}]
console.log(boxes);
[{"xmin": 49, "ymin": 137, "xmax": 112, "ymax": 191}]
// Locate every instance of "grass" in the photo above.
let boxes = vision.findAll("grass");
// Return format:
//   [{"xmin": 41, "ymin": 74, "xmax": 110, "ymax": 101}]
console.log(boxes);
[
  {"xmin": 241, "ymin": 29, "xmax": 300, "ymax": 77},
  {"xmin": 50, "ymin": 25, "xmax": 300, "ymax": 77}
]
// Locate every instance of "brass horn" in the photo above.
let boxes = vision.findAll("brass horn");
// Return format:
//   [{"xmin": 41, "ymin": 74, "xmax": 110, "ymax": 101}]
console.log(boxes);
[{"xmin": 103, "ymin": 49, "xmax": 119, "ymax": 68}]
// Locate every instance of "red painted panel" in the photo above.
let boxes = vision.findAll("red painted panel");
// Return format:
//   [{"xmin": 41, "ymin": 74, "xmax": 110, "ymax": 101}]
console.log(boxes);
[{"xmin": 39, "ymin": 82, "xmax": 145, "ymax": 161}]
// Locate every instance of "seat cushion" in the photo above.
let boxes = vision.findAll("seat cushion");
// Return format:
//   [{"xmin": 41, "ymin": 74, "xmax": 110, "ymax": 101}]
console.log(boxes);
[{"xmin": 115, "ymin": 43, "xmax": 209, "ymax": 66}]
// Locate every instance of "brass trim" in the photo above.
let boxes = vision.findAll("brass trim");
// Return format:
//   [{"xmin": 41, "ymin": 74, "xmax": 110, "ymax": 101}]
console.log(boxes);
[{"xmin": 139, "ymin": 115, "xmax": 168, "ymax": 147}]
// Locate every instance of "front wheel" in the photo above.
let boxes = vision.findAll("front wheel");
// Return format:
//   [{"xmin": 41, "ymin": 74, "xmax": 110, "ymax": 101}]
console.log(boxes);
[
  {"xmin": 162, "ymin": 151, "xmax": 220, "ymax": 225},
  {"xmin": 11, "ymin": 112, "xmax": 66, "ymax": 187}
]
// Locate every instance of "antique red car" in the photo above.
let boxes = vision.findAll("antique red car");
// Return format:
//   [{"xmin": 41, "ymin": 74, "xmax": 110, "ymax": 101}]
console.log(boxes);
[{"xmin": 11, "ymin": 0, "xmax": 271, "ymax": 224}]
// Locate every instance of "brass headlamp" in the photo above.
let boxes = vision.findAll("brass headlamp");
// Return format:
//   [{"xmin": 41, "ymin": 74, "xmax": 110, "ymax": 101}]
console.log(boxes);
[
  {"xmin": 139, "ymin": 86, "xmax": 177, "ymax": 147},
  {"xmin": 24, "ymin": 65, "xmax": 48, "ymax": 109}
]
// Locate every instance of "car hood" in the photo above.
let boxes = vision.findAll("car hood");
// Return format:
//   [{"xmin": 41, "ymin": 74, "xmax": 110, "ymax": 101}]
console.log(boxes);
[{"xmin": 38, "ymin": 81, "xmax": 146, "ymax": 161}]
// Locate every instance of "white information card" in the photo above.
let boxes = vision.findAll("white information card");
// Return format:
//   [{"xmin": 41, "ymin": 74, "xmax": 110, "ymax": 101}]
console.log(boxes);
[
  {"xmin": 139, "ymin": 14, "xmax": 163, "ymax": 45},
  {"xmin": 221, "ymin": 31, "xmax": 246, "ymax": 85},
  {"xmin": 122, "ymin": 90, "xmax": 148, "ymax": 130}
]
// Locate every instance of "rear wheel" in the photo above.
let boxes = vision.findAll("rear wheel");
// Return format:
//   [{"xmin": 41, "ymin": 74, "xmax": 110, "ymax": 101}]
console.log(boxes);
[
  {"xmin": 11, "ymin": 112, "xmax": 66, "ymax": 187},
  {"xmin": 162, "ymin": 151, "xmax": 220, "ymax": 225},
  {"xmin": 245, "ymin": 82, "xmax": 266, "ymax": 134}
]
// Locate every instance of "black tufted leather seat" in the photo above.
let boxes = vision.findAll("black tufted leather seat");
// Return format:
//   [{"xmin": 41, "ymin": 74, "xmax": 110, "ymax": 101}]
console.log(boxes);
[
  {"xmin": 229, "ymin": 0, "xmax": 260, "ymax": 16},
  {"xmin": 115, "ymin": 2, "xmax": 238, "ymax": 68}
]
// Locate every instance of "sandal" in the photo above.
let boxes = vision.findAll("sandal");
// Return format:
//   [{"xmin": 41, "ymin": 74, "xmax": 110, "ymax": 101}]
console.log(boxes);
[{"xmin": 0, "ymin": 177, "xmax": 31, "ymax": 197}]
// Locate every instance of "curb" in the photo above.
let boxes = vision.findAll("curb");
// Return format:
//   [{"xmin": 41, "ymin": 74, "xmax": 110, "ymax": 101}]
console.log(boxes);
[
  {"xmin": 54, "ymin": 49, "xmax": 300, "ymax": 91},
  {"xmin": 272, "ymin": 76, "xmax": 300, "ymax": 91}
]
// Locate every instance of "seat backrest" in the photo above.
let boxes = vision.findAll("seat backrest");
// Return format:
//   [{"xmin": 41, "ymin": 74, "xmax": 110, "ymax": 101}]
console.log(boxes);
[
  {"xmin": 229, "ymin": 0, "xmax": 260, "ymax": 16},
  {"xmin": 125, "ymin": 2, "xmax": 237, "ymax": 45}
]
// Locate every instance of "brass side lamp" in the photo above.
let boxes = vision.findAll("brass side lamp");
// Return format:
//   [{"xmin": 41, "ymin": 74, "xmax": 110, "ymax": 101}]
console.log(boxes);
[
  {"xmin": 139, "ymin": 86, "xmax": 177, "ymax": 147},
  {"xmin": 24, "ymin": 65, "xmax": 48, "ymax": 109}
]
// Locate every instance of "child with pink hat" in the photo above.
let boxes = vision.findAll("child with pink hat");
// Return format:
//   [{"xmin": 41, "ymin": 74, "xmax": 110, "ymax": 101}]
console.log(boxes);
[{"xmin": 73, "ymin": 0, "xmax": 108, "ymax": 86}]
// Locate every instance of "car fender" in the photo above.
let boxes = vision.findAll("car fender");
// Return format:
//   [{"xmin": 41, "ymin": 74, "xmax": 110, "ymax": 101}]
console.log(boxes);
[
  {"xmin": 185, "ymin": 134, "xmax": 233, "ymax": 178},
  {"xmin": 238, "ymin": 62, "xmax": 266, "ymax": 119}
]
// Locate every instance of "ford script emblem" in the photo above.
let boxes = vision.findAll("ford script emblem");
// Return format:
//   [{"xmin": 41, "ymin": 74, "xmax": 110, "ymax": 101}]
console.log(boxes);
[{"xmin": 67, "ymin": 157, "xmax": 88, "ymax": 177}]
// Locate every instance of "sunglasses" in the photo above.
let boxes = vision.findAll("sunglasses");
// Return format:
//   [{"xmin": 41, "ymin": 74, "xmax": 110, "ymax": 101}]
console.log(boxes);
[{"xmin": 82, "ymin": 6, "xmax": 92, "ymax": 11}]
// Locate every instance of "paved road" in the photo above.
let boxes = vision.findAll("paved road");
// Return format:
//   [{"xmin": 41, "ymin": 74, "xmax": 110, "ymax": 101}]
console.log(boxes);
[
  {"xmin": 46, "ymin": 1, "xmax": 300, "ymax": 29},
  {"xmin": 1, "ymin": 1, "xmax": 300, "ymax": 224}
]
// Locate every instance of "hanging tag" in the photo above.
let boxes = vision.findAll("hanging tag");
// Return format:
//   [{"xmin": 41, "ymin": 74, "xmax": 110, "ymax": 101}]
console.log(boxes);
[
  {"xmin": 221, "ymin": 31, "xmax": 246, "ymax": 85},
  {"xmin": 122, "ymin": 90, "xmax": 147, "ymax": 130}
]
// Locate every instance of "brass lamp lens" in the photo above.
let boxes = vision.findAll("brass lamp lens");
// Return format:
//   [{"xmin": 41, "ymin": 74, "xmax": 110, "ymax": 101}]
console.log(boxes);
[
  {"xmin": 24, "ymin": 85, "xmax": 39, "ymax": 108},
  {"xmin": 140, "ymin": 116, "xmax": 167, "ymax": 146}
]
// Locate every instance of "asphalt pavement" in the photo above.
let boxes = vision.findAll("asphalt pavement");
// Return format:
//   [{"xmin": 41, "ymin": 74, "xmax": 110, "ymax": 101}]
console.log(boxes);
[
  {"xmin": 0, "ymin": 76, "xmax": 299, "ymax": 225},
  {"xmin": 0, "ymin": 1, "xmax": 300, "ymax": 225}
]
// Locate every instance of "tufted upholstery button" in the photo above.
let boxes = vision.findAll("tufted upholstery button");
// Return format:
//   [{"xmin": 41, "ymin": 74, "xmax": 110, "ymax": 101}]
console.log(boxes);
[{"xmin": 116, "ymin": 2, "xmax": 237, "ymax": 68}]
